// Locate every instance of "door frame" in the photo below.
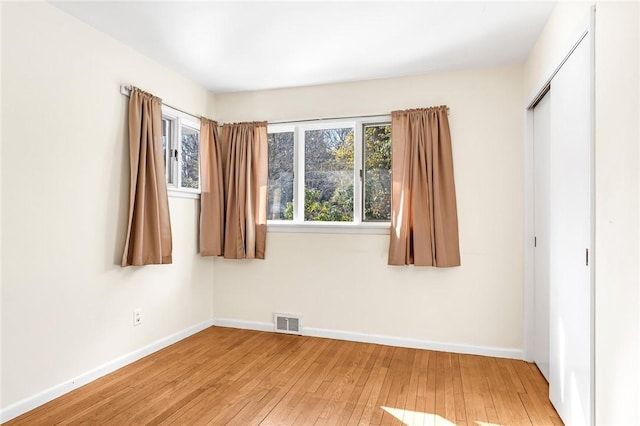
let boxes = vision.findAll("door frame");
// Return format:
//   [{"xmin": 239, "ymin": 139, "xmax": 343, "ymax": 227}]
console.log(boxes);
[{"xmin": 522, "ymin": 8, "xmax": 595, "ymax": 418}]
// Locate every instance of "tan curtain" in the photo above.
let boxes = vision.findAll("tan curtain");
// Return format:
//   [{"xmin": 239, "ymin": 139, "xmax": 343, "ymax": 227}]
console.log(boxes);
[
  {"xmin": 199, "ymin": 118, "xmax": 225, "ymax": 256},
  {"xmin": 220, "ymin": 122, "xmax": 268, "ymax": 259},
  {"xmin": 388, "ymin": 106, "xmax": 460, "ymax": 267},
  {"xmin": 121, "ymin": 87, "xmax": 172, "ymax": 266}
]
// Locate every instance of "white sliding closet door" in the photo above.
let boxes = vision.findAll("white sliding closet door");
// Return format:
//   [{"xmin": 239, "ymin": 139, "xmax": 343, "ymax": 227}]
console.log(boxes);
[
  {"xmin": 533, "ymin": 91, "xmax": 551, "ymax": 382},
  {"xmin": 548, "ymin": 34, "xmax": 593, "ymax": 425}
]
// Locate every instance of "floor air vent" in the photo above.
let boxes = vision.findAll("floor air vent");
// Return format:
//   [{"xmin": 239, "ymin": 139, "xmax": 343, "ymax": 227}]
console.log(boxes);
[{"xmin": 274, "ymin": 313, "xmax": 302, "ymax": 335}]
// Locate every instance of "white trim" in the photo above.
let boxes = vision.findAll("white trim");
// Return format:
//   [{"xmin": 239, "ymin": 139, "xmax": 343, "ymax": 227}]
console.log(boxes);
[
  {"xmin": 168, "ymin": 188, "xmax": 200, "ymax": 200},
  {"xmin": 267, "ymin": 221, "xmax": 390, "ymax": 235},
  {"xmin": 0, "ymin": 319, "xmax": 215, "ymax": 423},
  {"xmin": 212, "ymin": 318, "xmax": 273, "ymax": 332},
  {"xmin": 587, "ymin": 8, "xmax": 597, "ymax": 422},
  {"xmin": 162, "ymin": 104, "xmax": 199, "ymax": 129},
  {"xmin": 523, "ymin": 107, "xmax": 536, "ymax": 362},
  {"xmin": 212, "ymin": 318, "xmax": 523, "ymax": 360},
  {"xmin": 353, "ymin": 122, "xmax": 364, "ymax": 223},
  {"xmin": 296, "ymin": 125, "xmax": 305, "ymax": 221}
]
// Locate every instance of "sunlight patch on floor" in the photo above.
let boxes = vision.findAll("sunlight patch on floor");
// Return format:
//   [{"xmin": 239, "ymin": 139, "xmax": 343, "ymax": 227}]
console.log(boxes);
[
  {"xmin": 381, "ymin": 406, "xmax": 457, "ymax": 426},
  {"xmin": 381, "ymin": 407, "xmax": 507, "ymax": 426}
]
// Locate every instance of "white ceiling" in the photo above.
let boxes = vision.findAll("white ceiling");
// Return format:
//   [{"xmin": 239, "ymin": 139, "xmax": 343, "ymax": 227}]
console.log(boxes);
[{"xmin": 51, "ymin": 1, "xmax": 555, "ymax": 93}]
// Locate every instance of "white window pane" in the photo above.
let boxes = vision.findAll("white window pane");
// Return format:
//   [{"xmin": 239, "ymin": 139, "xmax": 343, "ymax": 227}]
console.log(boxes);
[
  {"xmin": 268, "ymin": 132, "xmax": 294, "ymax": 220},
  {"xmin": 181, "ymin": 126, "xmax": 199, "ymax": 189},
  {"xmin": 304, "ymin": 128, "xmax": 354, "ymax": 222},
  {"xmin": 363, "ymin": 124, "xmax": 391, "ymax": 221}
]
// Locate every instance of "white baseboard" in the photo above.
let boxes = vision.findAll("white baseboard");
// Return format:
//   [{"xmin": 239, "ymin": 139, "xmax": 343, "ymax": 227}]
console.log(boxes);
[
  {"xmin": 212, "ymin": 317, "xmax": 273, "ymax": 332},
  {"xmin": 0, "ymin": 319, "xmax": 215, "ymax": 423},
  {"xmin": 212, "ymin": 318, "xmax": 523, "ymax": 360}
]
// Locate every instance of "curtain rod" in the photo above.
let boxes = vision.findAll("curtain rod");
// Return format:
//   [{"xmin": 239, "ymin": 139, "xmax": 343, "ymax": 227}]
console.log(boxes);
[
  {"xmin": 268, "ymin": 107, "xmax": 449, "ymax": 125},
  {"xmin": 120, "ymin": 85, "xmax": 202, "ymax": 120},
  {"xmin": 120, "ymin": 84, "xmax": 449, "ymax": 124},
  {"xmin": 269, "ymin": 114, "xmax": 389, "ymax": 125}
]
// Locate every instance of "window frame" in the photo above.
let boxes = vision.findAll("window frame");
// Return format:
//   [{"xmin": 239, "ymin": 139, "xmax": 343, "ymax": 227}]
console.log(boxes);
[
  {"xmin": 267, "ymin": 115, "xmax": 391, "ymax": 234},
  {"xmin": 161, "ymin": 105, "xmax": 201, "ymax": 199}
]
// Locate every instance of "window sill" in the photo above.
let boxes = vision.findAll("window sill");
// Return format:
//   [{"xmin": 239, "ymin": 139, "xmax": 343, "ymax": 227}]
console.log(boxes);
[
  {"xmin": 267, "ymin": 221, "xmax": 390, "ymax": 235},
  {"xmin": 168, "ymin": 188, "xmax": 200, "ymax": 200}
]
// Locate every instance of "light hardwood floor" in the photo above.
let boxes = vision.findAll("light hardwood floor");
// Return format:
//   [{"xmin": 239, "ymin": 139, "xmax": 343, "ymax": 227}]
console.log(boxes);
[{"xmin": 4, "ymin": 327, "xmax": 562, "ymax": 425}]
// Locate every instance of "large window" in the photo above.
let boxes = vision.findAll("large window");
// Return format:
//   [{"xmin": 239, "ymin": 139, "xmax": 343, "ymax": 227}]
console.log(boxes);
[
  {"xmin": 161, "ymin": 105, "xmax": 200, "ymax": 195},
  {"xmin": 268, "ymin": 117, "xmax": 391, "ymax": 227}
]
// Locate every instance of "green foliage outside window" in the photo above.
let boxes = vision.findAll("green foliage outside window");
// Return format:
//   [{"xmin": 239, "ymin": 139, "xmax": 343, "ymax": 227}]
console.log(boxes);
[{"xmin": 363, "ymin": 124, "xmax": 391, "ymax": 221}]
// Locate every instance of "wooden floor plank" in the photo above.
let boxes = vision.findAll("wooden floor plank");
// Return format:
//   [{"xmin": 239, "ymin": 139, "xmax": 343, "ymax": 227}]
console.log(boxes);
[
  {"xmin": 440, "ymin": 352, "xmax": 457, "ymax": 424},
  {"xmin": 450, "ymin": 353, "xmax": 468, "ymax": 424},
  {"xmin": 3, "ymin": 327, "xmax": 562, "ymax": 426},
  {"xmin": 382, "ymin": 347, "xmax": 414, "ymax": 426},
  {"xmin": 366, "ymin": 347, "xmax": 397, "ymax": 426},
  {"xmin": 349, "ymin": 348, "xmax": 391, "ymax": 425},
  {"xmin": 424, "ymin": 349, "xmax": 437, "ymax": 426},
  {"xmin": 411, "ymin": 349, "xmax": 431, "ymax": 426},
  {"xmin": 434, "ymin": 351, "xmax": 448, "ymax": 422},
  {"xmin": 491, "ymin": 389, "xmax": 533, "ymax": 425}
]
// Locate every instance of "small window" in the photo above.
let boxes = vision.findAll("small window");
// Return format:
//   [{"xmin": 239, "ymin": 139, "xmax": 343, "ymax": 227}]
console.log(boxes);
[
  {"xmin": 267, "ymin": 117, "xmax": 391, "ymax": 228},
  {"xmin": 162, "ymin": 106, "xmax": 200, "ymax": 194}
]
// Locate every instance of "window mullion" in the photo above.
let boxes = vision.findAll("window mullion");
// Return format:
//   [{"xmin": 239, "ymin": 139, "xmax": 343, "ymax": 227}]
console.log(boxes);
[
  {"xmin": 175, "ymin": 117, "xmax": 182, "ymax": 189},
  {"xmin": 353, "ymin": 123, "xmax": 363, "ymax": 224},
  {"xmin": 172, "ymin": 118, "xmax": 177, "ymax": 187},
  {"xmin": 167, "ymin": 120, "xmax": 172, "ymax": 184},
  {"xmin": 162, "ymin": 117, "xmax": 171, "ymax": 184},
  {"xmin": 172, "ymin": 117, "xmax": 179, "ymax": 188},
  {"xmin": 295, "ymin": 127, "xmax": 305, "ymax": 223}
]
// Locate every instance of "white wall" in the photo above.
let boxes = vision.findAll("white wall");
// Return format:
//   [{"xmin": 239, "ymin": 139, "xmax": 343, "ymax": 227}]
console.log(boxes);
[
  {"xmin": 593, "ymin": 2, "xmax": 639, "ymax": 424},
  {"xmin": 524, "ymin": 1, "xmax": 640, "ymax": 423},
  {"xmin": 1, "ymin": 1, "xmax": 214, "ymax": 412},
  {"xmin": 214, "ymin": 66, "xmax": 525, "ymax": 353}
]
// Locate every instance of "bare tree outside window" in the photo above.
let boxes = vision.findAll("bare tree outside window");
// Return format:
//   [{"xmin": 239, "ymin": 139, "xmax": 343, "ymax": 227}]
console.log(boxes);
[
  {"xmin": 181, "ymin": 126, "xmax": 199, "ymax": 189},
  {"xmin": 268, "ymin": 132, "xmax": 294, "ymax": 220}
]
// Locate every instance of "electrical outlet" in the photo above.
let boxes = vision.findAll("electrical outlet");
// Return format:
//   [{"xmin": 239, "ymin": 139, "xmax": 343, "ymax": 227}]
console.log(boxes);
[{"xmin": 133, "ymin": 309, "xmax": 142, "ymax": 326}]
